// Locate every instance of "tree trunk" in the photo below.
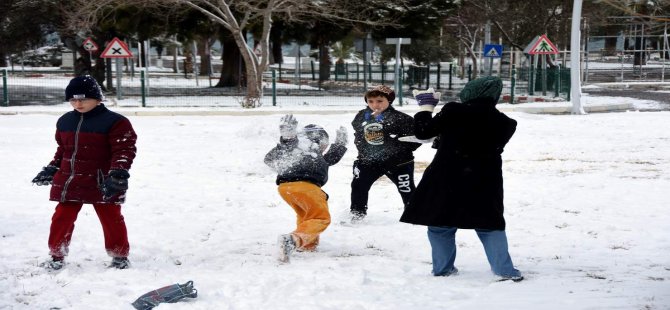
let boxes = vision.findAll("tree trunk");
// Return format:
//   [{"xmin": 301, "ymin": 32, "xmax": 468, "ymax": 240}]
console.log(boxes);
[
  {"xmin": 468, "ymin": 52, "xmax": 479, "ymax": 80},
  {"xmin": 172, "ymin": 42, "xmax": 179, "ymax": 74},
  {"xmin": 318, "ymin": 44, "xmax": 331, "ymax": 82},
  {"xmin": 604, "ymin": 38, "xmax": 618, "ymax": 56},
  {"xmin": 232, "ymin": 30, "xmax": 263, "ymax": 108},
  {"xmin": 0, "ymin": 52, "xmax": 6, "ymax": 67},
  {"xmin": 270, "ymin": 22, "xmax": 283, "ymax": 65},
  {"xmin": 216, "ymin": 33, "xmax": 244, "ymax": 87},
  {"xmin": 198, "ymin": 38, "xmax": 210, "ymax": 76},
  {"xmin": 634, "ymin": 36, "xmax": 646, "ymax": 66},
  {"xmin": 271, "ymin": 36, "xmax": 283, "ymax": 65},
  {"xmin": 461, "ymin": 38, "xmax": 478, "ymax": 80},
  {"xmin": 140, "ymin": 40, "xmax": 146, "ymax": 67}
]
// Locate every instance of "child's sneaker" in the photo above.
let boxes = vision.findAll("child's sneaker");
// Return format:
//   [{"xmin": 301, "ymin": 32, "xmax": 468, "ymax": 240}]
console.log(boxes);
[
  {"xmin": 110, "ymin": 257, "xmax": 130, "ymax": 269},
  {"xmin": 42, "ymin": 256, "xmax": 65, "ymax": 270},
  {"xmin": 350, "ymin": 211, "xmax": 366, "ymax": 224},
  {"xmin": 278, "ymin": 234, "xmax": 296, "ymax": 263}
]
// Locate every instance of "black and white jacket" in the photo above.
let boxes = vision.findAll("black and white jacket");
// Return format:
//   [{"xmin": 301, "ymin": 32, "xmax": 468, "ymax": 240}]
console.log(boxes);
[
  {"xmin": 351, "ymin": 106, "xmax": 420, "ymax": 169},
  {"xmin": 264, "ymin": 136, "xmax": 347, "ymax": 187}
]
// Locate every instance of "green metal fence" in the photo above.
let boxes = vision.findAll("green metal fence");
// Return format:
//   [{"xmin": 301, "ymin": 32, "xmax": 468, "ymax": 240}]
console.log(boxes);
[
  {"xmin": 0, "ymin": 62, "xmax": 570, "ymax": 107},
  {"xmin": 517, "ymin": 66, "xmax": 571, "ymax": 97}
]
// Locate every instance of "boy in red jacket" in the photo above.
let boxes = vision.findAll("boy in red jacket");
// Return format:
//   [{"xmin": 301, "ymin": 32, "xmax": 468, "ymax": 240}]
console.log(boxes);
[{"xmin": 32, "ymin": 75, "xmax": 137, "ymax": 270}]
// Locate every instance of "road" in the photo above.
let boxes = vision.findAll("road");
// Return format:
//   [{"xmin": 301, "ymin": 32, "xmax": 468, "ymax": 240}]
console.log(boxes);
[{"xmin": 584, "ymin": 87, "xmax": 670, "ymax": 111}]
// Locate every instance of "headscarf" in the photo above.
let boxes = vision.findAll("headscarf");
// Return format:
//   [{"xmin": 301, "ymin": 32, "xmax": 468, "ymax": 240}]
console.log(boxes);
[{"xmin": 459, "ymin": 76, "xmax": 503, "ymax": 105}]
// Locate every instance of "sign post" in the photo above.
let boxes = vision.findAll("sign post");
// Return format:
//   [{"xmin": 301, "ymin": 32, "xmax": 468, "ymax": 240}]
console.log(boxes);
[
  {"xmin": 385, "ymin": 38, "xmax": 411, "ymax": 105},
  {"xmin": 100, "ymin": 37, "xmax": 133, "ymax": 101},
  {"xmin": 82, "ymin": 37, "xmax": 99, "ymax": 68},
  {"xmin": 570, "ymin": 0, "xmax": 585, "ymax": 114},
  {"xmin": 355, "ymin": 35, "xmax": 375, "ymax": 90},
  {"xmin": 526, "ymin": 34, "xmax": 559, "ymax": 96}
]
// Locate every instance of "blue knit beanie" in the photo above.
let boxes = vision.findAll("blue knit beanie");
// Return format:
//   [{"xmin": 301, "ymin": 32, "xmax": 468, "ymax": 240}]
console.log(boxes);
[{"xmin": 65, "ymin": 75, "xmax": 104, "ymax": 101}]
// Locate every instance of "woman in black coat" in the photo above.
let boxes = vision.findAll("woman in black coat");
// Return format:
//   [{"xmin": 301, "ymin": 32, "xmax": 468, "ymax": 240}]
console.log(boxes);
[{"xmin": 400, "ymin": 77, "xmax": 522, "ymax": 281}]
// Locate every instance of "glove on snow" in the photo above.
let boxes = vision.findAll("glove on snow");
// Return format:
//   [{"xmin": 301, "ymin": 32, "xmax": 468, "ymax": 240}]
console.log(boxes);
[
  {"xmin": 99, "ymin": 169, "xmax": 129, "ymax": 201},
  {"xmin": 335, "ymin": 126, "xmax": 348, "ymax": 146},
  {"xmin": 279, "ymin": 114, "xmax": 298, "ymax": 139},
  {"xmin": 32, "ymin": 165, "xmax": 58, "ymax": 186},
  {"xmin": 131, "ymin": 280, "xmax": 198, "ymax": 310},
  {"xmin": 413, "ymin": 88, "xmax": 441, "ymax": 112}
]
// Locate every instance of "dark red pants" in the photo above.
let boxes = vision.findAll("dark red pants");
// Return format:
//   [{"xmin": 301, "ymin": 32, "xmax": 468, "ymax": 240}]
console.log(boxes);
[{"xmin": 48, "ymin": 201, "xmax": 129, "ymax": 258}]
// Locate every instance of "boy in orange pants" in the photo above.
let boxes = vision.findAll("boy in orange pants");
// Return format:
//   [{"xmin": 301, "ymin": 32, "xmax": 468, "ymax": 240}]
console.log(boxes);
[{"xmin": 264, "ymin": 114, "xmax": 348, "ymax": 263}]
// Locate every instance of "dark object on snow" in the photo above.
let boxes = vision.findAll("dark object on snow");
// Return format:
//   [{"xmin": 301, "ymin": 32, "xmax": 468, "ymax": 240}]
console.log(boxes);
[
  {"xmin": 32, "ymin": 165, "xmax": 59, "ymax": 186},
  {"xmin": 131, "ymin": 281, "xmax": 198, "ymax": 310},
  {"xmin": 109, "ymin": 256, "xmax": 130, "ymax": 269}
]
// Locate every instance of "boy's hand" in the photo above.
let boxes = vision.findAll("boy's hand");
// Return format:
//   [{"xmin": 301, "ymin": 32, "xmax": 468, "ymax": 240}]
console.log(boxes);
[
  {"xmin": 100, "ymin": 169, "xmax": 129, "ymax": 201},
  {"xmin": 280, "ymin": 114, "xmax": 298, "ymax": 139},
  {"xmin": 413, "ymin": 88, "xmax": 441, "ymax": 112},
  {"xmin": 32, "ymin": 165, "xmax": 58, "ymax": 186},
  {"xmin": 335, "ymin": 126, "xmax": 348, "ymax": 145}
]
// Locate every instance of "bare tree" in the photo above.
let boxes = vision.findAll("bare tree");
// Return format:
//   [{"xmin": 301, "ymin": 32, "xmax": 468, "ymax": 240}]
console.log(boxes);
[
  {"xmin": 445, "ymin": 4, "xmax": 486, "ymax": 79},
  {"xmin": 66, "ymin": 0, "xmax": 404, "ymax": 108},
  {"xmin": 443, "ymin": 0, "xmax": 576, "ymax": 78}
]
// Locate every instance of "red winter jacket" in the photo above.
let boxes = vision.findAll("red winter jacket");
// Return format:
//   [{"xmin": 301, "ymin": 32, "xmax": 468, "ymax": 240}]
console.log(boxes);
[{"xmin": 49, "ymin": 104, "xmax": 137, "ymax": 204}]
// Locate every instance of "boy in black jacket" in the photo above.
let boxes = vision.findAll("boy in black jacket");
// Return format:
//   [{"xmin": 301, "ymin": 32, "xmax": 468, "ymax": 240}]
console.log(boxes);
[
  {"xmin": 265, "ymin": 114, "xmax": 348, "ymax": 263},
  {"xmin": 350, "ymin": 85, "xmax": 421, "ymax": 222}
]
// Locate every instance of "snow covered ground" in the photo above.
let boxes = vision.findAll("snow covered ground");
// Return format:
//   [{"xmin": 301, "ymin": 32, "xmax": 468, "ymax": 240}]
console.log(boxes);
[{"xmin": 0, "ymin": 98, "xmax": 669, "ymax": 309}]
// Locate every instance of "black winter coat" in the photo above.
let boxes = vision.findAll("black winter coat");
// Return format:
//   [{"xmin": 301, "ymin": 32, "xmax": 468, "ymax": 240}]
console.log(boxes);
[
  {"xmin": 400, "ymin": 101, "xmax": 516, "ymax": 230},
  {"xmin": 264, "ymin": 137, "xmax": 347, "ymax": 187},
  {"xmin": 352, "ymin": 106, "xmax": 420, "ymax": 169}
]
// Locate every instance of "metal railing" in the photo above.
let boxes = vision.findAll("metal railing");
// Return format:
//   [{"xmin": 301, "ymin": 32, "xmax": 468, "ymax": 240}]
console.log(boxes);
[{"xmin": 1, "ymin": 61, "xmax": 574, "ymax": 107}]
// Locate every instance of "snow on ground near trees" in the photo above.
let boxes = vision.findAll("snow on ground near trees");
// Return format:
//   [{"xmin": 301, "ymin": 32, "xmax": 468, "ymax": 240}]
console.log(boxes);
[{"xmin": 0, "ymin": 103, "xmax": 669, "ymax": 309}]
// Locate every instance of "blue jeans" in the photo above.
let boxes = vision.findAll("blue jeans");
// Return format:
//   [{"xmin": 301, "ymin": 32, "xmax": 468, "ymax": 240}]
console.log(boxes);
[{"xmin": 427, "ymin": 226, "xmax": 520, "ymax": 277}]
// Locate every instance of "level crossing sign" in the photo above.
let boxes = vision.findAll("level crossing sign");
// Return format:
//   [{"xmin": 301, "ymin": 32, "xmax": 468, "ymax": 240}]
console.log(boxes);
[
  {"xmin": 82, "ymin": 37, "xmax": 98, "ymax": 52},
  {"xmin": 526, "ymin": 34, "xmax": 559, "ymax": 55},
  {"xmin": 100, "ymin": 37, "xmax": 133, "ymax": 58},
  {"xmin": 483, "ymin": 44, "xmax": 503, "ymax": 58}
]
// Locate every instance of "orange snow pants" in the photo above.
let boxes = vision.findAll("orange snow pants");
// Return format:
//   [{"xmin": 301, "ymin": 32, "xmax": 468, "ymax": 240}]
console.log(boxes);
[{"xmin": 278, "ymin": 181, "xmax": 331, "ymax": 251}]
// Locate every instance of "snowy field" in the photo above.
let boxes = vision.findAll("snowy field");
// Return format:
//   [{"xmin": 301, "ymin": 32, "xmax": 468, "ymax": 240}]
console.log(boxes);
[{"xmin": 0, "ymin": 99, "xmax": 669, "ymax": 309}]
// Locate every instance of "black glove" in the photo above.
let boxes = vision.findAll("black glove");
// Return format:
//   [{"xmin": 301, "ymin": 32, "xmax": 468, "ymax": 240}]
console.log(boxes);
[
  {"xmin": 100, "ymin": 169, "xmax": 130, "ymax": 201},
  {"xmin": 32, "ymin": 165, "xmax": 58, "ymax": 186},
  {"xmin": 131, "ymin": 281, "xmax": 198, "ymax": 310}
]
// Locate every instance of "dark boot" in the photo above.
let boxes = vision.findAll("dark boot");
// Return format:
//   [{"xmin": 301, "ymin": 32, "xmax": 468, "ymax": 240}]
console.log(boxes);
[{"xmin": 110, "ymin": 257, "xmax": 130, "ymax": 269}]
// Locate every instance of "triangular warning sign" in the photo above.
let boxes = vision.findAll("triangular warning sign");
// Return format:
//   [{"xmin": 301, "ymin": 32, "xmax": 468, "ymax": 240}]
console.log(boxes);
[
  {"xmin": 528, "ymin": 34, "xmax": 558, "ymax": 55},
  {"xmin": 100, "ymin": 37, "xmax": 133, "ymax": 58},
  {"xmin": 486, "ymin": 48, "xmax": 500, "ymax": 57},
  {"xmin": 82, "ymin": 37, "xmax": 99, "ymax": 52}
]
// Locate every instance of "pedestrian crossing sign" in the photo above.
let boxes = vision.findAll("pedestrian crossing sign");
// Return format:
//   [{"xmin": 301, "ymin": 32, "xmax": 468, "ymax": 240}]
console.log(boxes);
[
  {"xmin": 484, "ymin": 44, "xmax": 503, "ymax": 58},
  {"xmin": 527, "ymin": 34, "xmax": 559, "ymax": 55}
]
